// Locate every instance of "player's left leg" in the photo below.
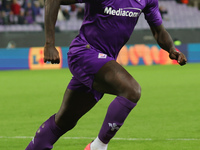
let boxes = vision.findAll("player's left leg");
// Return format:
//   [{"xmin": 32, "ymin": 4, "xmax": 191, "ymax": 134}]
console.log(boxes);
[
  {"xmin": 85, "ymin": 60, "xmax": 141, "ymax": 150},
  {"xmin": 25, "ymin": 88, "xmax": 97, "ymax": 150}
]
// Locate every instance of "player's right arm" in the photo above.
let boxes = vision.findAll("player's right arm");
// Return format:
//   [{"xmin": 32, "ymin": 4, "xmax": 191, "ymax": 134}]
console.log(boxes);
[{"xmin": 44, "ymin": 0, "xmax": 77, "ymax": 64}]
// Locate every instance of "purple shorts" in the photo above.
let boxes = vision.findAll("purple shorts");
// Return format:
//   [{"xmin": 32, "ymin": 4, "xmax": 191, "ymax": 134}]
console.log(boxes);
[{"xmin": 67, "ymin": 38, "xmax": 114, "ymax": 101}]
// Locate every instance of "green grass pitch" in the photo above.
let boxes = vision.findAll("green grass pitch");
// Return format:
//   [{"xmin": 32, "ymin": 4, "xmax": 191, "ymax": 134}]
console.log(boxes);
[{"xmin": 0, "ymin": 63, "xmax": 200, "ymax": 150}]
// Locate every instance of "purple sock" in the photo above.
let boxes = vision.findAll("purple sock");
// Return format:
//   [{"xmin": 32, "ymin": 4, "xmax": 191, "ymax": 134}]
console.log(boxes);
[
  {"xmin": 98, "ymin": 96, "xmax": 137, "ymax": 144},
  {"xmin": 25, "ymin": 114, "xmax": 66, "ymax": 150}
]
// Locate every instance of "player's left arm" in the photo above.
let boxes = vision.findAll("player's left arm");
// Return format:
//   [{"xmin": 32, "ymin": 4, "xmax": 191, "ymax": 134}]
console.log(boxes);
[
  {"xmin": 150, "ymin": 24, "xmax": 187, "ymax": 66},
  {"xmin": 143, "ymin": 0, "xmax": 187, "ymax": 66}
]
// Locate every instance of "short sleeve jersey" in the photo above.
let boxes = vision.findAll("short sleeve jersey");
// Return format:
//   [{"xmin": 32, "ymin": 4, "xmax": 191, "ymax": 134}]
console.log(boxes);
[{"xmin": 72, "ymin": 0, "xmax": 162, "ymax": 59}]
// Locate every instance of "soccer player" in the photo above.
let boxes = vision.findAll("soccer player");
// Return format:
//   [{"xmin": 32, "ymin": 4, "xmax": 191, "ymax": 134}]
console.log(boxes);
[{"xmin": 26, "ymin": 0, "xmax": 187, "ymax": 149}]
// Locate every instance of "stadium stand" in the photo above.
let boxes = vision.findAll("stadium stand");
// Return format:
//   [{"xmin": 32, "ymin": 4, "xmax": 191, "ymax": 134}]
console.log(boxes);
[
  {"xmin": 0, "ymin": 0, "xmax": 200, "ymax": 32},
  {"xmin": 136, "ymin": 0, "xmax": 200, "ymax": 29}
]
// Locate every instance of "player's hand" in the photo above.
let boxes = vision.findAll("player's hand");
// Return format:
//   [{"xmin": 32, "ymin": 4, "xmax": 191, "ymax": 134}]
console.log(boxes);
[
  {"xmin": 169, "ymin": 49, "xmax": 187, "ymax": 66},
  {"xmin": 44, "ymin": 45, "xmax": 60, "ymax": 64}
]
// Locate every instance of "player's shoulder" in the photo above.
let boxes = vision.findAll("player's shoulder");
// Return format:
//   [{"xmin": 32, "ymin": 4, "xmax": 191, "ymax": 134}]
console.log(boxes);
[
  {"xmin": 145, "ymin": 0, "xmax": 159, "ymax": 7},
  {"xmin": 146, "ymin": 0, "xmax": 159, "ymax": 3}
]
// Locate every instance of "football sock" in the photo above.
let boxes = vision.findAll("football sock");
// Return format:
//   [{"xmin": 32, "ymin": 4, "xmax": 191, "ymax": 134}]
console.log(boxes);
[
  {"xmin": 98, "ymin": 96, "xmax": 137, "ymax": 144},
  {"xmin": 91, "ymin": 136, "xmax": 108, "ymax": 150},
  {"xmin": 25, "ymin": 114, "xmax": 66, "ymax": 150}
]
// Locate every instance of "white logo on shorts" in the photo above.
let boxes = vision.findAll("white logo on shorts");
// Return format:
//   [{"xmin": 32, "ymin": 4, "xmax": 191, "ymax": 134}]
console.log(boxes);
[{"xmin": 98, "ymin": 53, "xmax": 107, "ymax": 59}]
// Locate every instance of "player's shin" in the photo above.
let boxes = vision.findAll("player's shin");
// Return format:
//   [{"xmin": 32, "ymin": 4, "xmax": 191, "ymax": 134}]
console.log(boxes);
[
  {"xmin": 97, "ymin": 96, "xmax": 137, "ymax": 144},
  {"xmin": 25, "ymin": 114, "xmax": 66, "ymax": 150}
]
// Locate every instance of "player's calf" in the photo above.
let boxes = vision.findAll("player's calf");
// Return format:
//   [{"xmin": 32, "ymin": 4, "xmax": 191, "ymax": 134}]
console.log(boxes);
[
  {"xmin": 25, "ymin": 115, "xmax": 66, "ymax": 150},
  {"xmin": 97, "ymin": 96, "xmax": 137, "ymax": 145}
]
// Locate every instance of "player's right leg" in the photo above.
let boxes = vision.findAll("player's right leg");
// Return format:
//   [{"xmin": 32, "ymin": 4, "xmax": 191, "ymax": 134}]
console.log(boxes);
[
  {"xmin": 25, "ymin": 88, "xmax": 97, "ymax": 150},
  {"xmin": 55, "ymin": 88, "xmax": 97, "ymax": 131}
]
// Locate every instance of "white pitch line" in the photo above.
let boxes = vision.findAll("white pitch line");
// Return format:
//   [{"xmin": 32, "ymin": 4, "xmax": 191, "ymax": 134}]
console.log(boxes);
[
  {"xmin": 0, "ymin": 136, "xmax": 200, "ymax": 141},
  {"xmin": 166, "ymin": 138, "xmax": 200, "ymax": 141}
]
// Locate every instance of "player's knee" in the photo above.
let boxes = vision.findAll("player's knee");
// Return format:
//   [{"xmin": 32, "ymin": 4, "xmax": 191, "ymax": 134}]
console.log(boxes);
[
  {"xmin": 121, "ymin": 82, "xmax": 141, "ymax": 103},
  {"xmin": 129, "ymin": 83, "xmax": 141, "ymax": 103},
  {"xmin": 55, "ymin": 114, "xmax": 77, "ymax": 132}
]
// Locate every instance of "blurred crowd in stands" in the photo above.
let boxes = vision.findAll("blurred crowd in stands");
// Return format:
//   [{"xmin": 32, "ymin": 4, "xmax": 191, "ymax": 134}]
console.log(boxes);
[
  {"xmin": 159, "ymin": 0, "xmax": 200, "ymax": 20},
  {"xmin": 0, "ymin": 0, "xmax": 199, "ymax": 26},
  {"xmin": 0, "ymin": 0, "xmax": 84, "ymax": 25},
  {"xmin": 177, "ymin": 0, "xmax": 200, "ymax": 9},
  {"xmin": 0, "ymin": 0, "xmax": 42, "ymax": 24}
]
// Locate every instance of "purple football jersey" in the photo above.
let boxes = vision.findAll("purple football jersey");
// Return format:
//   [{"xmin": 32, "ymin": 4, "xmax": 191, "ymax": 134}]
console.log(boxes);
[{"xmin": 71, "ymin": 0, "xmax": 162, "ymax": 59}]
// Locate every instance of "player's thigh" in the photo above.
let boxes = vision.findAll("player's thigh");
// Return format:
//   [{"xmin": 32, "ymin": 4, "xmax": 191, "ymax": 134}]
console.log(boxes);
[
  {"xmin": 55, "ymin": 88, "xmax": 97, "ymax": 130},
  {"xmin": 93, "ymin": 60, "xmax": 141, "ymax": 99}
]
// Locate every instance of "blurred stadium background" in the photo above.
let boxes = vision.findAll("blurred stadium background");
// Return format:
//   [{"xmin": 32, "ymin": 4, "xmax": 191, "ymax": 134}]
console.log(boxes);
[
  {"xmin": 0, "ymin": 0, "xmax": 200, "ymax": 150},
  {"xmin": 0, "ymin": 0, "xmax": 200, "ymax": 48}
]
